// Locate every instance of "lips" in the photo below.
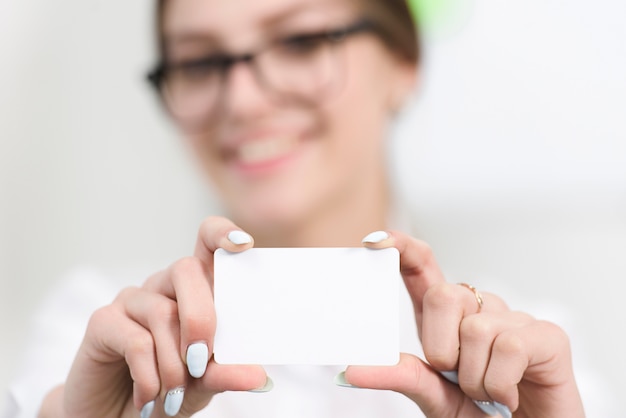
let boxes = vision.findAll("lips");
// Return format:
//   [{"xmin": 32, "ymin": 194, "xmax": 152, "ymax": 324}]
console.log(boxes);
[
  {"xmin": 218, "ymin": 133, "xmax": 307, "ymax": 177},
  {"xmin": 236, "ymin": 137, "xmax": 299, "ymax": 165}
]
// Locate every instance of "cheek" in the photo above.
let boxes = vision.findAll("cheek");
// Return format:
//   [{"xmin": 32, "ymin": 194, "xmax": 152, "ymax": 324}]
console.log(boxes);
[
  {"xmin": 185, "ymin": 132, "xmax": 224, "ymax": 184},
  {"xmin": 322, "ymin": 61, "xmax": 391, "ymax": 169}
]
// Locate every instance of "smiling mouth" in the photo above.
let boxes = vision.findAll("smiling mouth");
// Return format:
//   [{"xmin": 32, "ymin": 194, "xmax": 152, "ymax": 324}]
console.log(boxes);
[{"xmin": 234, "ymin": 136, "xmax": 300, "ymax": 166}]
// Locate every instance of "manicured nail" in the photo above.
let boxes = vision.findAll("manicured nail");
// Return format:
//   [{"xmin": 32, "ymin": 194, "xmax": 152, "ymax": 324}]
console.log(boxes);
[
  {"xmin": 163, "ymin": 387, "xmax": 185, "ymax": 416},
  {"xmin": 186, "ymin": 342, "xmax": 209, "ymax": 378},
  {"xmin": 494, "ymin": 402, "xmax": 512, "ymax": 418},
  {"xmin": 361, "ymin": 230, "xmax": 389, "ymax": 244},
  {"xmin": 440, "ymin": 370, "xmax": 459, "ymax": 384},
  {"xmin": 473, "ymin": 400, "xmax": 499, "ymax": 416},
  {"xmin": 228, "ymin": 230, "xmax": 252, "ymax": 245},
  {"xmin": 334, "ymin": 371, "xmax": 359, "ymax": 388},
  {"xmin": 248, "ymin": 376, "xmax": 274, "ymax": 393},
  {"xmin": 140, "ymin": 400, "xmax": 155, "ymax": 418}
]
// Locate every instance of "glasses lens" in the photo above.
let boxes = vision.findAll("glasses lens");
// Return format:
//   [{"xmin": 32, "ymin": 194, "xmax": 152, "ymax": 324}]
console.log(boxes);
[
  {"xmin": 258, "ymin": 32, "xmax": 339, "ymax": 101},
  {"xmin": 161, "ymin": 63, "xmax": 222, "ymax": 128}
]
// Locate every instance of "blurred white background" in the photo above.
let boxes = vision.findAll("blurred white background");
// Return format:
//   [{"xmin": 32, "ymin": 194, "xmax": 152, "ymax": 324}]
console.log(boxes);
[{"xmin": 1, "ymin": 0, "xmax": 625, "ymax": 413}]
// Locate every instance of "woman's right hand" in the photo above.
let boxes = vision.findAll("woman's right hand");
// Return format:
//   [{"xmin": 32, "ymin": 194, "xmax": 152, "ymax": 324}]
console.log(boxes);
[{"xmin": 40, "ymin": 216, "xmax": 269, "ymax": 418}]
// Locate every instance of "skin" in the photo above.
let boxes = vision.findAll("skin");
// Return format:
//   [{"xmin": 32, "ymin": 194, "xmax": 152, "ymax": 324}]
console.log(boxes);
[{"xmin": 39, "ymin": 0, "xmax": 585, "ymax": 417}]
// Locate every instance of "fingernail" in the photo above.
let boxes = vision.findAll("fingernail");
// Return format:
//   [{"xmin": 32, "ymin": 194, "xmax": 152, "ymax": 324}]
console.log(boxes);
[
  {"xmin": 494, "ymin": 402, "xmax": 512, "ymax": 418},
  {"xmin": 163, "ymin": 387, "xmax": 185, "ymax": 416},
  {"xmin": 248, "ymin": 376, "xmax": 274, "ymax": 393},
  {"xmin": 186, "ymin": 342, "xmax": 209, "ymax": 378},
  {"xmin": 440, "ymin": 370, "xmax": 459, "ymax": 384},
  {"xmin": 362, "ymin": 230, "xmax": 389, "ymax": 244},
  {"xmin": 228, "ymin": 230, "xmax": 252, "ymax": 245},
  {"xmin": 473, "ymin": 400, "xmax": 499, "ymax": 416},
  {"xmin": 334, "ymin": 371, "xmax": 359, "ymax": 388},
  {"xmin": 140, "ymin": 400, "xmax": 155, "ymax": 418}
]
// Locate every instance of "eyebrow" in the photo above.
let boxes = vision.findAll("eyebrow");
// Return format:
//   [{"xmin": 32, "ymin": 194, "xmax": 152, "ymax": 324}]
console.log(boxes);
[{"xmin": 163, "ymin": 33, "xmax": 218, "ymax": 50}]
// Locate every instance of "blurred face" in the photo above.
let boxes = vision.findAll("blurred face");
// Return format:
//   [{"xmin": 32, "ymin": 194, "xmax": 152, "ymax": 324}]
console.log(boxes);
[{"xmin": 162, "ymin": 0, "xmax": 415, "ymax": 231}]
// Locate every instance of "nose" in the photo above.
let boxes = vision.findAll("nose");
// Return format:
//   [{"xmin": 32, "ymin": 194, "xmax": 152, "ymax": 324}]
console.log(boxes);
[{"xmin": 221, "ymin": 59, "xmax": 273, "ymax": 121}]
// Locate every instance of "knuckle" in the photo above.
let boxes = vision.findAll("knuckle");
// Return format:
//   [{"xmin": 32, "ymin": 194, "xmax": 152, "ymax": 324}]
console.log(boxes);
[
  {"xmin": 126, "ymin": 332, "xmax": 156, "ymax": 358},
  {"xmin": 401, "ymin": 239, "xmax": 435, "ymax": 277},
  {"xmin": 422, "ymin": 339, "xmax": 458, "ymax": 370},
  {"xmin": 202, "ymin": 215, "xmax": 222, "ymax": 227},
  {"xmin": 86, "ymin": 305, "xmax": 115, "ymax": 333},
  {"xmin": 483, "ymin": 292, "xmax": 510, "ymax": 311},
  {"xmin": 171, "ymin": 256, "xmax": 205, "ymax": 281},
  {"xmin": 539, "ymin": 320, "xmax": 571, "ymax": 350},
  {"xmin": 460, "ymin": 315, "xmax": 495, "ymax": 342},
  {"xmin": 511, "ymin": 310, "xmax": 535, "ymax": 324},
  {"xmin": 413, "ymin": 239, "xmax": 434, "ymax": 259},
  {"xmin": 539, "ymin": 319, "xmax": 566, "ymax": 336},
  {"xmin": 152, "ymin": 299, "xmax": 179, "ymax": 323},
  {"xmin": 493, "ymin": 332, "xmax": 525, "ymax": 358},
  {"xmin": 198, "ymin": 215, "xmax": 225, "ymax": 236},
  {"xmin": 424, "ymin": 283, "xmax": 457, "ymax": 310},
  {"xmin": 424, "ymin": 352, "xmax": 457, "ymax": 371},
  {"xmin": 114, "ymin": 286, "xmax": 140, "ymax": 303}
]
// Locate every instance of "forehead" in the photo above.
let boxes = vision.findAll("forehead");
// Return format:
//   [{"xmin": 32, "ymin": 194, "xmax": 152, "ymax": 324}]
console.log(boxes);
[{"xmin": 163, "ymin": 0, "xmax": 359, "ymax": 47}]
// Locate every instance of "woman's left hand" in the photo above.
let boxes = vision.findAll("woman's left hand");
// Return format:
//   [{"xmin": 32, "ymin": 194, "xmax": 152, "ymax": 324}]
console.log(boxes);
[{"xmin": 342, "ymin": 231, "xmax": 585, "ymax": 418}]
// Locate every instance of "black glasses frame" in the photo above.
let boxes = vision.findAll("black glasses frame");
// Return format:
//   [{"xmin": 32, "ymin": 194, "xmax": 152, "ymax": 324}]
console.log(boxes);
[{"xmin": 146, "ymin": 19, "xmax": 375, "ymax": 91}]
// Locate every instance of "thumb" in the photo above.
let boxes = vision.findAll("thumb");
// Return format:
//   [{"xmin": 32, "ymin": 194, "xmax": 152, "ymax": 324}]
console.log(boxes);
[{"xmin": 341, "ymin": 353, "xmax": 483, "ymax": 417}]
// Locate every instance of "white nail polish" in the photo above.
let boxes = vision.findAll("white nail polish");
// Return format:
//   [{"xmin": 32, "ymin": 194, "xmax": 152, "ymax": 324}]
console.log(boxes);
[
  {"xmin": 361, "ymin": 230, "xmax": 389, "ymax": 244},
  {"xmin": 248, "ymin": 376, "xmax": 274, "ymax": 393},
  {"xmin": 334, "ymin": 371, "xmax": 358, "ymax": 388},
  {"xmin": 473, "ymin": 400, "xmax": 499, "ymax": 416},
  {"xmin": 494, "ymin": 402, "xmax": 512, "ymax": 418},
  {"xmin": 186, "ymin": 343, "xmax": 209, "ymax": 378},
  {"xmin": 228, "ymin": 230, "xmax": 252, "ymax": 245},
  {"xmin": 140, "ymin": 400, "xmax": 155, "ymax": 418},
  {"xmin": 163, "ymin": 387, "xmax": 185, "ymax": 416}
]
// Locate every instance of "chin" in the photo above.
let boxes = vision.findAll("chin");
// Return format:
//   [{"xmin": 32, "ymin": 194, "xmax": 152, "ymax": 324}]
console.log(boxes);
[{"xmin": 231, "ymin": 194, "xmax": 311, "ymax": 235}]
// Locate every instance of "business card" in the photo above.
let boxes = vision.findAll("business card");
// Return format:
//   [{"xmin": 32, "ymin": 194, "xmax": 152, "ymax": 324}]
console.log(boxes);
[{"xmin": 213, "ymin": 247, "xmax": 400, "ymax": 365}]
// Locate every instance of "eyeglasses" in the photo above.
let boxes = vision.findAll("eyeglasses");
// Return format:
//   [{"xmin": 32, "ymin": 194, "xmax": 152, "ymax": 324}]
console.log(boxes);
[{"xmin": 147, "ymin": 19, "xmax": 374, "ymax": 130}]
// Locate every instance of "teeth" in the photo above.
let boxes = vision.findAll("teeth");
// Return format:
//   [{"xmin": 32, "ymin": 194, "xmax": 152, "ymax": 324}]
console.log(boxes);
[{"xmin": 237, "ymin": 137, "xmax": 297, "ymax": 164}]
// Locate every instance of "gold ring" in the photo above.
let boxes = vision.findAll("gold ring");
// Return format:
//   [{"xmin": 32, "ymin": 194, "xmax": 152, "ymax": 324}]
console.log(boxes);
[{"xmin": 457, "ymin": 283, "xmax": 484, "ymax": 312}]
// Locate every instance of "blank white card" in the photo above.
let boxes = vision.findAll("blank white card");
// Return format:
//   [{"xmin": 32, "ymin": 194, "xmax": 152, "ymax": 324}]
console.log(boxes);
[{"xmin": 213, "ymin": 247, "xmax": 400, "ymax": 365}]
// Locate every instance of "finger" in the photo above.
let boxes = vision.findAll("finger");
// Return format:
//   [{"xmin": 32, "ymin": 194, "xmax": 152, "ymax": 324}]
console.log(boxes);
[
  {"xmin": 422, "ymin": 283, "xmax": 509, "ymax": 371},
  {"xmin": 169, "ymin": 257, "xmax": 215, "ymax": 377},
  {"xmin": 143, "ymin": 257, "xmax": 216, "ymax": 379},
  {"xmin": 176, "ymin": 362, "xmax": 269, "ymax": 416},
  {"xmin": 362, "ymin": 230, "xmax": 445, "ymax": 320},
  {"xmin": 194, "ymin": 216, "xmax": 254, "ymax": 267},
  {"xmin": 117, "ymin": 287, "xmax": 188, "ymax": 409},
  {"xmin": 202, "ymin": 360, "xmax": 268, "ymax": 392},
  {"xmin": 458, "ymin": 311, "xmax": 534, "ymax": 402},
  {"xmin": 84, "ymin": 304, "xmax": 161, "ymax": 412},
  {"xmin": 484, "ymin": 320, "xmax": 573, "ymax": 411},
  {"xmin": 343, "ymin": 353, "xmax": 485, "ymax": 418}
]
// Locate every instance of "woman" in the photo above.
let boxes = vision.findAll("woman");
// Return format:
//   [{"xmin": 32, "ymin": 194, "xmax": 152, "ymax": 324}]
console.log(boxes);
[{"xmin": 31, "ymin": 0, "xmax": 585, "ymax": 416}]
